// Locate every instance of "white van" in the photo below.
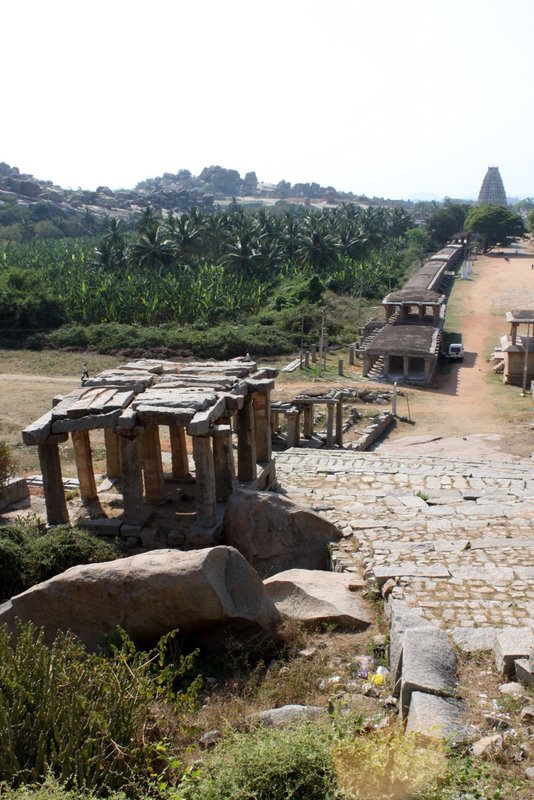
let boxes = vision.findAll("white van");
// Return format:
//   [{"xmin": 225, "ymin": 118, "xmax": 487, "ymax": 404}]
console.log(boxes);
[{"xmin": 448, "ymin": 343, "xmax": 464, "ymax": 362}]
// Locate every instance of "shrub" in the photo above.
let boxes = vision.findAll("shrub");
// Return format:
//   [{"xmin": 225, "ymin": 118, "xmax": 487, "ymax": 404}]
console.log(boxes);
[
  {"xmin": 0, "ymin": 519, "xmax": 121, "ymax": 602},
  {"xmin": 0, "ymin": 623, "xmax": 198, "ymax": 795},
  {"xmin": 180, "ymin": 721, "xmax": 339, "ymax": 800},
  {"xmin": 0, "ymin": 439, "xmax": 16, "ymax": 487}
]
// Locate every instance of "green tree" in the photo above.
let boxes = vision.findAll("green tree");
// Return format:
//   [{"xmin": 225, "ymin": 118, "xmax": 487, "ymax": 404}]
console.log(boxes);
[
  {"xmin": 427, "ymin": 203, "xmax": 467, "ymax": 248},
  {"xmin": 464, "ymin": 204, "xmax": 525, "ymax": 252}
]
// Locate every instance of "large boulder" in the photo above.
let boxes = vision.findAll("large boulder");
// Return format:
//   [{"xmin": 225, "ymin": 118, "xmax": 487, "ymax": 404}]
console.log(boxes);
[
  {"xmin": 263, "ymin": 569, "xmax": 372, "ymax": 630},
  {"xmin": 223, "ymin": 489, "xmax": 341, "ymax": 578},
  {"xmin": 0, "ymin": 546, "xmax": 280, "ymax": 650}
]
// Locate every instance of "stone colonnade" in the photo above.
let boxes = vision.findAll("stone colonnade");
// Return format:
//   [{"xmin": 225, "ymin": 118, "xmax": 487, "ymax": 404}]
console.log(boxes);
[
  {"xmin": 384, "ymin": 303, "xmax": 441, "ymax": 325},
  {"xmin": 26, "ymin": 385, "xmax": 274, "ymax": 531},
  {"xmin": 271, "ymin": 397, "xmax": 343, "ymax": 449}
]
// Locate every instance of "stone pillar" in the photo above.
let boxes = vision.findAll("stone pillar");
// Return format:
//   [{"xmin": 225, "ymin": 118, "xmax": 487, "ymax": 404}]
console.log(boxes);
[
  {"xmin": 303, "ymin": 405, "xmax": 314, "ymax": 439},
  {"xmin": 169, "ymin": 422, "xmax": 190, "ymax": 479},
  {"xmin": 252, "ymin": 390, "xmax": 271, "ymax": 463},
  {"xmin": 72, "ymin": 430, "xmax": 98, "ymax": 503},
  {"xmin": 403, "ymin": 356, "xmax": 410, "ymax": 378},
  {"xmin": 326, "ymin": 404, "xmax": 335, "ymax": 448},
  {"xmin": 38, "ymin": 441, "xmax": 69, "ymax": 525},
  {"xmin": 349, "ymin": 345, "xmax": 355, "ymax": 366},
  {"xmin": 236, "ymin": 394, "xmax": 257, "ymax": 481},
  {"xmin": 305, "ymin": 351, "xmax": 310, "ymax": 369},
  {"xmin": 141, "ymin": 423, "xmax": 165, "ymax": 503},
  {"xmin": 383, "ymin": 355, "xmax": 390, "ymax": 378},
  {"xmin": 338, "ymin": 359, "xmax": 344, "ymax": 376},
  {"xmin": 212, "ymin": 424, "xmax": 235, "ymax": 502},
  {"xmin": 424, "ymin": 357, "xmax": 434, "ymax": 384},
  {"xmin": 335, "ymin": 399, "xmax": 343, "ymax": 447},
  {"xmin": 362, "ymin": 354, "xmax": 371, "ymax": 377},
  {"xmin": 271, "ymin": 410, "xmax": 279, "ymax": 434},
  {"xmin": 418, "ymin": 305, "xmax": 424, "ymax": 322},
  {"xmin": 511, "ymin": 323, "xmax": 518, "ymax": 346},
  {"xmin": 311, "ymin": 344, "xmax": 317, "ymax": 363},
  {"xmin": 286, "ymin": 410, "xmax": 300, "ymax": 448},
  {"xmin": 120, "ymin": 432, "xmax": 144, "ymax": 524},
  {"xmin": 385, "ymin": 305, "xmax": 392, "ymax": 322},
  {"xmin": 432, "ymin": 306, "xmax": 440, "ymax": 325},
  {"xmin": 192, "ymin": 434, "xmax": 216, "ymax": 527},
  {"xmin": 104, "ymin": 427, "xmax": 122, "ymax": 479}
]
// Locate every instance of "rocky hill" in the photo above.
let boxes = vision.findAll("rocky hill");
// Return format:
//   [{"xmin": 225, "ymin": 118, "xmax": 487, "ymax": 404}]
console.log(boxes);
[{"xmin": 0, "ymin": 161, "xmax": 409, "ymax": 239}]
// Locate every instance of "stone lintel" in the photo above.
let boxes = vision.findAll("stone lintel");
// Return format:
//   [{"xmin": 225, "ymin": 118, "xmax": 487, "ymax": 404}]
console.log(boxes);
[
  {"xmin": 52, "ymin": 409, "xmax": 121, "ymax": 433},
  {"xmin": 118, "ymin": 407, "xmax": 138, "ymax": 430},
  {"xmin": 245, "ymin": 378, "xmax": 275, "ymax": 392},
  {"xmin": 188, "ymin": 396, "xmax": 227, "ymax": 435},
  {"xmin": 22, "ymin": 410, "xmax": 53, "ymax": 445},
  {"xmin": 136, "ymin": 406, "xmax": 193, "ymax": 426}
]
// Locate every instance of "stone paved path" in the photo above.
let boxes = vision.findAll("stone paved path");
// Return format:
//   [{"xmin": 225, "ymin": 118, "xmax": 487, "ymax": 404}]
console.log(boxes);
[{"xmin": 275, "ymin": 449, "xmax": 534, "ymax": 631}]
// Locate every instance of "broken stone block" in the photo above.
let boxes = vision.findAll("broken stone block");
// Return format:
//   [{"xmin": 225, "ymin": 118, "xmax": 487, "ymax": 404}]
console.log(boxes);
[
  {"xmin": 389, "ymin": 600, "xmax": 434, "ymax": 687},
  {"xmin": 405, "ymin": 692, "xmax": 468, "ymax": 740},
  {"xmin": 471, "ymin": 734, "xmax": 503, "ymax": 758},
  {"xmin": 451, "ymin": 627, "xmax": 498, "ymax": 653},
  {"xmin": 400, "ymin": 628, "xmax": 459, "ymax": 716},
  {"xmin": 494, "ymin": 627, "xmax": 534, "ymax": 677},
  {"xmin": 515, "ymin": 658, "xmax": 534, "ymax": 688}
]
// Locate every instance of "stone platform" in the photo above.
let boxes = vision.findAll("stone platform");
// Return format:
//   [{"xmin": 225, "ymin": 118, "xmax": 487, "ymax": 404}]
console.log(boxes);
[{"xmin": 275, "ymin": 449, "xmax": 534, "ymax": 631}]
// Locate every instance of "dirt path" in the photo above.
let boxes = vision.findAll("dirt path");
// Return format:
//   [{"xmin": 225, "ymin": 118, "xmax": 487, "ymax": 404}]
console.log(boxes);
[{"xmin": 380, "ymin": 239, "xmax": 534, "ymax": 458}]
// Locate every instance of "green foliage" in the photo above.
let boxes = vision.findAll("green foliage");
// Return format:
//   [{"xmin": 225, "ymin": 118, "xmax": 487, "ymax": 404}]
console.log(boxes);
[
  {"xmin": 0, "ymin": 623, "xmax": 198, "ymax": 795},
  {"xmin": 525, "ymin": 209, "xmax": 534, "ymax": 234},
  {"xmin": 427, "ymin": 203, "xmax": 468, "ymax": 248},
  {"xmin": 464, "ymin": 205, "xmax": 525, "ymax": 252},
  {"xmin": 180, "ymin": 721, "xmax": 339, "ymax": 800},
  {"xmin": 0, "ymin": 439, "xmax": 16, "ymax": 487},
  {"xmin": 0, "ymin": 518, "xmax": 120, "ymax": 601}
]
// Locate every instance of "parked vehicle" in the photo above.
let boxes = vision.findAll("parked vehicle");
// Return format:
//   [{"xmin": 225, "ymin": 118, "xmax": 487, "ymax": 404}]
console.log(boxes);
[{"xmin": 448, "ymin": 342, "xmax": 464, "ymax": 362}]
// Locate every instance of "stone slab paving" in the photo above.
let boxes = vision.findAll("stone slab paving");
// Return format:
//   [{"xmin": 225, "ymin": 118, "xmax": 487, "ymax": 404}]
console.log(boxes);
[{"xmin": 274, "ymin": 449, "xmax": 534, "ymax": 631}]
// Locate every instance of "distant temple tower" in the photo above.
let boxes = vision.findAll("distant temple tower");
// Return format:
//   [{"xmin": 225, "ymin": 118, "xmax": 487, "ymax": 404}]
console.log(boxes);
[{"xmin": 478, "ymin": 166, "xmax": 507, "ymax": 206}]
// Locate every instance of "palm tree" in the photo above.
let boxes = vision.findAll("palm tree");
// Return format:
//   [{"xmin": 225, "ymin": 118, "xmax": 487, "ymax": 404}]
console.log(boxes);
[{"xmin": 127, "ymin": 223, "xmax": 176, "ymax": 270}]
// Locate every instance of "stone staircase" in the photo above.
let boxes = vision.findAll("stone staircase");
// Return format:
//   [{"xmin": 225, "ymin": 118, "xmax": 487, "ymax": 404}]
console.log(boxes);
[{"xmin": 274, "ymin": 449, "xmax": 534, "ymax": 633}]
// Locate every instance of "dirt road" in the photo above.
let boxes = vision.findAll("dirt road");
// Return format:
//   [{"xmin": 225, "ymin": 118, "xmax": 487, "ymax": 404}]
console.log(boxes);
[{"xmin": 379, "ymin": 240, "xmax": 534, "ymax": 458}]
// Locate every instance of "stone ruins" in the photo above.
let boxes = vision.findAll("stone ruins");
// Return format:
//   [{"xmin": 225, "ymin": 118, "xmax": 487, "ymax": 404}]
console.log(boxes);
[{"xmin": 22, "ymin": 358, "xmax": 278, "ymax": 547}]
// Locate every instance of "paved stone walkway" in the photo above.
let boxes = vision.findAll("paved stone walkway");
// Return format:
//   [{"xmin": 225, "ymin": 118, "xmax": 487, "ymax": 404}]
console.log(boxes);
[{"xmin": 274, "ymin": 449, "xmax": 534, "ymax": 631}]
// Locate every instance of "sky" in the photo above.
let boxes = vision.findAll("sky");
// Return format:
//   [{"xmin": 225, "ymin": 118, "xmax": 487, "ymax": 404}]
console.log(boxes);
[{"xmin": 2, "ymin": 0, "xmax": 534, "ymax": 201}]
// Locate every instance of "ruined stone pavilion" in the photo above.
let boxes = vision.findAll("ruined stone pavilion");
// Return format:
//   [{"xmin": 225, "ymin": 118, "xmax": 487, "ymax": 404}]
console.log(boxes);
[
  {"xmin": 22, "ymin": 358, "xmax": 277, "ymax": 548},
  {"xmin": 499, "ymin": 310, "xmax": 534, "ymax": 386}
]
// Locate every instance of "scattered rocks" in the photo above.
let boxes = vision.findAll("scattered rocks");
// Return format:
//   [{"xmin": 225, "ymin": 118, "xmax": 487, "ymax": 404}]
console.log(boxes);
[
  {"xmin": 257, "ymin": 704, "xmax": 326, "ymax": 728},
  {"xmin": 499, "ymin": 682, "xmax": 525, "ymax": 697},
  {"xmin": 263, "ymin": 569, "xmax": 372, "ymax": 630},
  {"xmin": 199, "ymin": 729, "xmax": 221, "ymax": 748},
  {"xmin": 471, "ymin": 734, "xmax": 504, "ymax": 758},
  {"xmin": 223, "ymin": 490, "xmax": 341, "ymax": 578},
  {"xmin": 520, "ymin": 705, "xmax": 534, "ymax": 723}
]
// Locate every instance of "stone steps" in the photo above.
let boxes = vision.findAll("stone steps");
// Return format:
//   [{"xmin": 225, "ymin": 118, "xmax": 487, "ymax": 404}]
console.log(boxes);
[{"xmin": 274, "ymin": 448, "xmax": 534, "ymax": 630}]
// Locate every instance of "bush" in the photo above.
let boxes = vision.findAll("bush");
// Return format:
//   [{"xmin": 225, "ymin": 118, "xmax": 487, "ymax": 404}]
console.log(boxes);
[
  {"xmin": 0, "ymin": 519, "xmax": 121, "ymax": 602},
  {"xmin": 180, "ymin": 721, "xmax": 339, "ymax": 800},
  {"xmin": 0, "ymin": 623, "xmax": 198, "ymax": 795},
  {"xmin": 0, "ymin": 439, "xmax": 16, "ymax": 487}
]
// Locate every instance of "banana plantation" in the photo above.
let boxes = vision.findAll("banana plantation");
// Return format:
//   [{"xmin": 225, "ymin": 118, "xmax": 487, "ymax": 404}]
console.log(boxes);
[{"xmin": 0, "ymin": 204, "xmax": 419, "ymax": 353}]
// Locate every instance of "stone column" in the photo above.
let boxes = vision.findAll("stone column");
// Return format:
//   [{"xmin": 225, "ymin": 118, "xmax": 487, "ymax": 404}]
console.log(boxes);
[
  {"xmin": 212, "ymin": 424, "xmax": 235, "ymax": 502},
  {"xmin": 335, "ymin": 399, "xmax": 343, "ymax": 447},
  {"xmin": 383, "ymin": 356, "xmax": 390, "ymax": 378},
  {"xmin": 326, "ymin": 404, "xmax": 335, "ymax": 448},
  {"xmin": 141, "ymin": 423, "xmax": 165, "ymax": 503},
  {"xmin": 511, "ymin": 323, "xmax": 518, "ymax": 346},
  {"xmin": 403, "ymin": 356, "xmax": 410, "ymax": 378},
  {"xmin": 418, "ymin": 305, "xmax": 424, "ymax": 322},
  {"xmin": 270, "ymin": 410, "xmax": 279, "ymax": 434},
  {"xmin": 432, "ymin": 306, "xmax": 440, "ymax": 325},
  {"xmin": 72, "ymin": 430, "xmax": 98, "ymax": 503},
  {"xmin": 424, "ymin": 357, "xmax": 434, "ymax": 384},
  {"xmin": 311, "ymin": 344, "xmax": 317, "ymax": 363},
  {"xmin": 338, "ymin": 359, "xmax": 344, "ymax": 376},
  {"xmin": 303, "ymin": 405, "xmax": 314, "ymax": 439},
  {"xmin": 362, "ymin": 354, "xmax": 371, "ymax": 377},
  {"xmin": 349, "ymin": 345, "xmax": 355, "ymax": 365},
  {"xmin": 192, "ymin": 434, "xmax": 216, "ymax": 527},
  {"xmin": 120, "ymin": 432, "xmax": 144, "ymax": 524},
  {"xmin": 236, "ymin": 395, "xmax": 257, "ymax": 481},
  {"xmin": 104, "ymin": 428, "xmax": 122, "ymax": 479},
  {"xmin": 38, "ymin": 441, "xmax": 69, "ymax": 525},
  {"xmin": 252, "ymin": 390, "xmax": 271, "ymax": 463},
  {"xmin": 169, "ymin": 422, "xmax": 190, "ymax": 479},
  {"xmin": 286, "ymin": 410, "xmax": 300, "ymax": 448}
]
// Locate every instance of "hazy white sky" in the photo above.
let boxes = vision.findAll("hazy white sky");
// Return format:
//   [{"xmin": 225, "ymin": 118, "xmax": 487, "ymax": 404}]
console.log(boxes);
[{"xmin": 3, "ymin": 0, "xmax": 533, "ymax": 200}]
